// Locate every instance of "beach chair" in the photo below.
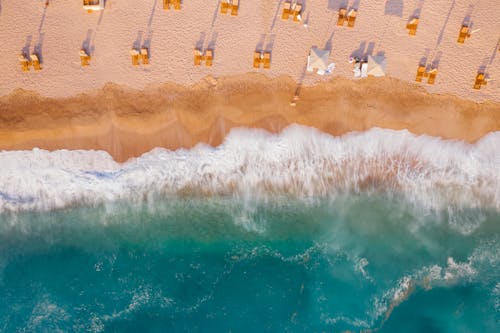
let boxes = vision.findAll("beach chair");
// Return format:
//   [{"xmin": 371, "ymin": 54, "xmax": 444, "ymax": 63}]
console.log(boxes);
[
  {"xmin": 282, "ymin": 1, "xmax": 291, "ymax": 21},
  {"xmin": 205, "ymin": 49, "xmax": 213, "ymax": 67},
  {"xmin": 415, "ymin": 65, "xmax": 425, "ymax": 82},
  {"xmin": 173, "ymin": 0, "xmax": 181, "ymax": 10},
  {"xmin": 347, "ymin": 9, "xmax": 357, "ymax": 28},
  {"xmin": 292, "ymin": 3, "xmax": 302, "ymax": 22},
  {"xmin": 79, "ymin": 49, "xmax": 91, "ymax": 66},
  {"xmin": 337, "ymin": 8, "xmax": 347, "ymax": 26},
  {"xmin": 263, "ymin": 52, "xmax": 271, "ymax": 69},
  {"xmin": 473, "ymin": 73, "xmax": 486, "ymax": 90},
  {"xmin": 427, "ymin": 68, "xmax": 438, "ymax": 85},
  {"xmin": 163, "ymin": 0, "xmax": 171, "ymax": 10},
  {"xmin": 130, "ymin": 49, "xmax": 140, "ymax": 66},
  {"xmin": 140, "ymin": 48, "xmax": 149, "ymax": 65},
  {"xmin": 194, "ymin": 48, "xmax": 203, "ymax": 66},
  {"xmin": 30, "ymin": 54, "xmax": 41, "ymax": 71},
  {"xmin": 220, "ymin": 0, "xmax": 229, "ymax": 14},
  {"xmin": 457, "ymin": 26, "xmax": 470, "ymax": 44},
  {"xmin": 406, "ymin": 18, "xmax": 418, "ymax": 36},
  {"xmin": 231, "ymin": 0, "xmax": 239, "ymax": 16},
  {"xmin": 19, "ymin": 54, "xmax": 30, "ymax": 72},
  {"xmin": 253, "ymin": 51, "xmax": 262, "ymax": 68}
]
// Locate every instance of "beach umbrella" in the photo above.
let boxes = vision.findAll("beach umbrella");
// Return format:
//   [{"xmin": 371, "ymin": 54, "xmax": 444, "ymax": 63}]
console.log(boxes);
[
  {"xmin": 307, "ymin": 48, "xmax": 330, "ymax": 73},
  {"xmin": 367, "ymin": 55, "xmax": 387, "ymax": 77}
]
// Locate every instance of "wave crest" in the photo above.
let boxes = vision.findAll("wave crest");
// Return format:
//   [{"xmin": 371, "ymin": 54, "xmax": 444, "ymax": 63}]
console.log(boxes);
[{"xmin": 0, "ymin": 126, "xmax": 499, "ymax": 212}]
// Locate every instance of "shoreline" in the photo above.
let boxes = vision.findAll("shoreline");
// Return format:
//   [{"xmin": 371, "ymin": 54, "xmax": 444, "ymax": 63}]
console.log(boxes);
[{"xmin": 1, "ymin": 75, "xmax": 499, "ymax": 163}]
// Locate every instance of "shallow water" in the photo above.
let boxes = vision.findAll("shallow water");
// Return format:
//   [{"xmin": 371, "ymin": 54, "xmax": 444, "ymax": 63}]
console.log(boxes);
[{"xmin": 0, "ymin": 127, "xmax": 498, "ymax": 332}]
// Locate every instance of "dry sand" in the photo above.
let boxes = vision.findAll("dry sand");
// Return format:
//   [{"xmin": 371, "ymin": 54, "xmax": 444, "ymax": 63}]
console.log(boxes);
[
  {"xmin": 1, "ymin": 75, "xmax": 498, "ymax": 162},
  {"xmin": 0, "ymin": 0, "xmax": 499, "ymax": 100},
  {"xmin": 0, "ymin": 1, "xmax": 499, "ymax": 162}
]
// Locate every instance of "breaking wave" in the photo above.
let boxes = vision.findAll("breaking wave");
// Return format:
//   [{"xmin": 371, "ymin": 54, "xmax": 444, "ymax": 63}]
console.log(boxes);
[{"xmin": 0, "ymin": 125, "xmax": 499, "ymax": 212}]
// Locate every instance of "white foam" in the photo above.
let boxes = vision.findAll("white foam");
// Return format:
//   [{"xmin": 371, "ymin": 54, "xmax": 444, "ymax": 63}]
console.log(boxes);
[{"xmin": 0, "ymin": 126, "xmax": 499, "ymax": 213}]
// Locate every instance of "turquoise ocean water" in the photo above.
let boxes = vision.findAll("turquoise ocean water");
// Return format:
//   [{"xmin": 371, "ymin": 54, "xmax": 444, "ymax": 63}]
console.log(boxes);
[{"xmin": 0, "ymin": 127, "xmax": 498, "ymax": 332}]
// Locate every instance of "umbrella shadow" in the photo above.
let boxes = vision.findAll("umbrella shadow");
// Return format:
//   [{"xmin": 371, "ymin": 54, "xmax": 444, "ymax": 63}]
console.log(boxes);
[
  {"xmin": 133, "ymin": 31, "xmax": 144, "ymax": 49},
  {"xmin": 435, "ymin": 0, "xmax": 455, "ymax": 49},
  {"xmin": 409, "ymin": 0, "xmax": 424, "ymax": 22},
  {"xmin": 207, "ymin": 31, "xmax": 219, "ymax": 50},
  {"xmin": 81, "ymin": 29, "xmax": 94, "ymax": 54},
  {"xmin": 22, "ymin": 35, "xmax": 32, "ymax": 56},
  {"xmin": 327, "ymin": 0, "xmax": 348, "ymax": 10},
  {"xmin": 384, "ymin": 0, "xmax": 404, "ymax": 17},
  {"xmin": 34, "ymin": 33, "xmax": 45, "ymax": 62}
]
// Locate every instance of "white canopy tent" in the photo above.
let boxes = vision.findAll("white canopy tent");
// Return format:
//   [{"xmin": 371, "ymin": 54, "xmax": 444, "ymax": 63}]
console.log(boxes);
[
  {"xmin": 307, "ymin": 48, "xmax": 330, "ymax": 75},
  {"xmin": 366, "ymin": 55, "xmax": 387, "ymax": 77}
]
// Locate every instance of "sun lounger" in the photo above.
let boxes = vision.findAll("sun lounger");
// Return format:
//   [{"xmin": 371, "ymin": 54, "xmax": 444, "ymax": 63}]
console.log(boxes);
[
  {"xmin": 457, "ymin": 26, "xmax": 470, "ymax": 44},
  {"xmin": 173, "ymin": 0, "xmax": 181, "ymax": 10},
  {"xmin": 140, "ymin": 48, "xmax": 149, "ymax": 65},
  {"xmin": 347, "ymin": 9, "xmax": 357, "ymax": 28},
  {"xmin": 163, "ymin": 0, "xmax": 170, "ymax": 10},
  {"xmin": 19, "ymin": 54, "xmax": 30, "ymax": 72},
  {"xmin": 220, "ymin": 0, "xmax": 229, "ymax": 14},
  {"xmin": 30, "ymin": 54, "xmax": 41, "ymax": 71},
  {"xmin": 194, "ymin": 48, "xmax": 203, "ymax": 66},
  {"xmin": 337, "ymin": 8, "xmax": 347, "ymax": 26},
  {"xmin": 253, "ymin": 51, "xmax": 262, "ymax": 68},
  {"xmin": 79, "ymin": 49, "xmax": 91, "ymax": 66},
  {"xmin": 263, "ymin": 52, "xmax": 271, "ymax": 69},
  {"xmin": 473, "ymin": 73, "xmax": 486, "ymax": 90},
  {"xmin": 293, "ymin": 3, "xmax": 302, "ymax": 22},
  {"xmin": 231, "ymin": 0, "xmax": 239, "ymax": 16},
  {"xmin": 205, "ymin": 49, "xmax": 213, "ymax": 67},
  {"xmin": 282, "ymin": 1, "xmax": 291, "ymax": 20},
  {"xmin": 415, "ymin": 65, "xmax": 425, "ymax": 82},
  {"xmin": 427, "ymin": 68, "xmax": 437, "ymax": 85},
  {"xmin": 406, "ymin": 18, "xmax": 418, "ymax": 36},
  {"xmin": 130, "ymin": 49, "xmax": 140, "ymax": 66}
]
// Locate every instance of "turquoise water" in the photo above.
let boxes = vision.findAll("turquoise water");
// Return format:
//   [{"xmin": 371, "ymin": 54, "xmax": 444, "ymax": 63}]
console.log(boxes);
[{"xmin": 0, "ymin": 195, "xmax": 498, "ymax": 332}]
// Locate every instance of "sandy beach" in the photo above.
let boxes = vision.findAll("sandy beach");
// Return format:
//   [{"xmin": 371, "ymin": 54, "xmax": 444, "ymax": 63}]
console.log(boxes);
[
  {"xmin": 1, "ymin": 75, "xmax": 498, "ymax": 162},
  {"xmin": 0, "ymin": 0, "xmax": 499, "ymax": 161}
]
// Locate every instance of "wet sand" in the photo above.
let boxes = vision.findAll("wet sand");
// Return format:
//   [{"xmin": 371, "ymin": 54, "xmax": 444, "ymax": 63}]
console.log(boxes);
[{"xmin": 1, "ymin": 75, "xmax": 498, "ymax": 162}]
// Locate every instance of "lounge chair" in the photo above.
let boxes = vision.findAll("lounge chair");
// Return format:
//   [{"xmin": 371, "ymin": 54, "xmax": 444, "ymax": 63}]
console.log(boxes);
[
  {"xmin": 173, "ymin": 0, "xmax": 181, "ymax": 10},
  {"xmin": 293, "ymin": 3, "xmax": 302, "ymax": 22},
  {"xmin": 427, "ymin": 68, "xmax": 438, "ymax": 85},
  {"xmin": 282, "ymin": 1, "xmax": 291, "ymax": 21},
  {"xmin": 406, "ymin": 18, "xmax": 418, "ymax": 36},
  {"xmin": 163, "ymin": 0, "xmax": 170, "ymax": 10},
  {"xmin": 231, "ymin": 0, "xmax": 239, "ymax": 16},
  {"xmin": 30, "ymin": 54, "xmax": 41, "ymax": 71},
  {"xmin": 220, "ymin": 0, "xmax": 229, "ymax": 14},
  {"xmin": 130, "ymin": 49, "xmax": 140, "ymax": 66},
  {"xmin": 337, "ymin": 8, "xmax": 347, "ymax": 26},
  {"xmin": 415, "ymin": 65, "xmax": 425, "ymax": 82},
  {"xmin": 457, "ymin": 26, "xmax": 470, "ymax": 44},
  {"xmin": 19, "ymin": 54, "xmax": 30, "ymax": 72},
  {"xmin": 194, "ymin": 48, "xmax": 203, "ymax": 66},
  {"xmin": 347, "ymin": 9, "xmax": 357, "ymax": 28},
  {"xmin": 253, "ymin": 51, "xmax": 262, "ymax": 68},
  {"xmin": 205, "ymin": 49, "xmax": 213, "ymax": 67},
  {"xmin": 79, "ymin": 49, "xmax": 91, "ymax": 66},
  {"xmin": 473, "ymin": 73, "xmax": 486, "ymax": 90},
  {"xmin": 263, "ymin": 52, "xmax": 271, "ymax": 69},
  {"xmin": 140, "ymin": 48, "xmax": 149, "ymax": 65}
]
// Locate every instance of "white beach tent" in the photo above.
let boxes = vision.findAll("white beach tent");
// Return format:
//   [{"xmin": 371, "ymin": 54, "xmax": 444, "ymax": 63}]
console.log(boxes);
[
  {"xmin": 366, "ymin": 55, "xmax": 387, "ymax": 77},
  {"xmin": 307, "ymin": 48, "xmax": 330, "ymax": 75},
  {"xmin": 83, "ymin": 0, "xmax": 105, "ymax": 11}
]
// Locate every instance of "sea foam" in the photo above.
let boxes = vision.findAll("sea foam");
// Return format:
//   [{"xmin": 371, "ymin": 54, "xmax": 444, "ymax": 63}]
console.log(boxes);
[{"xmin": 0, "ymin": 125, "xmax": 499, "ymax": 213}]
